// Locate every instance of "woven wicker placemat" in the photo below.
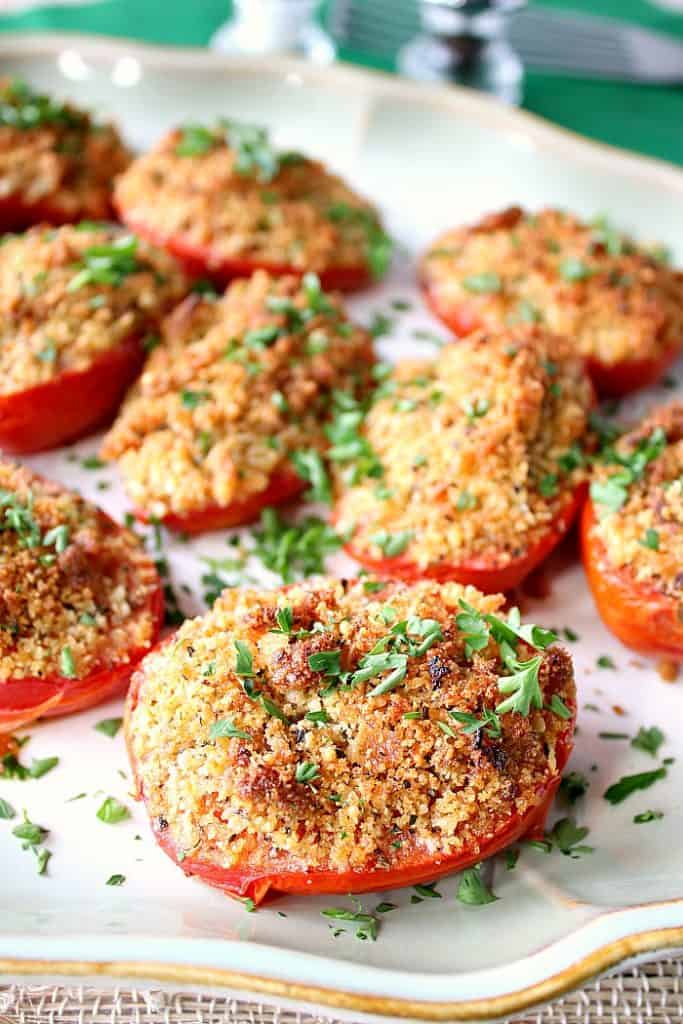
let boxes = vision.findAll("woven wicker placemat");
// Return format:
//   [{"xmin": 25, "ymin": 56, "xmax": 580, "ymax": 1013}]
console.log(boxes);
[{"xmin": 2, "ymin": 958, "xmax": 683, "ymax": 1024}]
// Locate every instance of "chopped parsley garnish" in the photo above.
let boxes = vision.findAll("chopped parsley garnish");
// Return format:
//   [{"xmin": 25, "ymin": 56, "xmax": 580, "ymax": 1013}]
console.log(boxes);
[
  {"xmin": 370, "ymin": 529, "xmax": 413, "ymax": 558},
  {"xmin": 539, "ymin": 473, "xmax": 559, "ymax": 498},
  {"xmin": 456, "ymin": 865, "xmax": 497, "ymax": 905},
  {"xmin": 175, "ymin": 123, "xmax": 215, "ymax": 156},
  {"xmin": 326, "ymin": 201, "xmax": 392, "ymax": 279},
  {"xmin": 590, "ymin": 427, "xmax": 667, "ymax": 512},
  {"xmin": 449, "ymin": 708, "xmax": 502, "ymax": 739},
  {"xmin": 234, "ymin": 640, "xmax": 255, "ymax": 677},
  {"xmin": 640, "ymin": 528, "xmax": 660, "ymax": 550},
  {"xmin": 11, "ymin": 810, "xmax": 52, "ymax": 874},
  {"xmin": 321, "ymin": 904, "xmax": 379, "ymax": 941},
  {"xmin": 0, "ymin": 797, "xmax": 16, "ymax": 819},
  {"xmin": 597, "ymin": 655, "xmax": 616, "ymax": 669},
  {"xmin": 505, "ymin": 848, "xmax": 520, "ymax": 870},
  {"xmin": 308, "ymin": 650, "xmax": 342, "ymax": 676},
  {"xmin": 546, "ymin": 694, "xmax": 572, "ymax": 719},
  {"xmin": 604, "ymin": 767, "xmax": 667, "ymax": 805},
  {"xmin": 546, "ymin": 817, "xmax": 593, "ymax": 857},
  {"xmin": 560, "ymin": 771, "xmax": 589, "ymax": 804},
  {"xmin": 290, "ymin": 449, "xmax": 332, "ymax": 505},
  {"xmin": 463, "ymin": 397, "xmax": 490, "ymax": 422},
  {"xmin": 210, "ymin": 718, "xmax": 251, "ymax": 741},
  {"xmin": 455, "ymin": 601, "xmax": 559, "ymax": 719},
  {"xmin": 462, "ymin": 272, "xmax": 501, "ymax": 294},
  {"xmin": 631, "ymin": 726, "xmax": 665, "ymax": 757},
  {"xmin": 0, "ymin": 78, "xmax": 87, "ymax": 131},
  {"xmin": 456, "ymin": 490, "xmax": 477, "ymax": 511},
  {"xmin": 180, "ymin": 388, "xmax": 210, "ymax": 410},
  {"xmin": 633, "ymin": 810, "xmax": 663, "ymax": 824},
  {"xmin": 96, "ymin": 796, "xmax": 130, "ymax": 824},
  {"xmin": 412, "ymin": 882, "xmax": 441, "ymax": 900},
  {"xmin": 558, "ymin": 258, "xmax": 593, "ymax": 282},
  {"xmin": 106, "ymin": 873, "xmax": 126, "ymax": 886},
  {"xmin": 295, "ymin": 761, "xmax": 320, "ymax": 784},
  {"xmin": 325, "ymin": 388, "xmax": 383, "ymax": 486},
  {"xmin": 68, "ymin": 234, "xmax": 141, "ymax": 291},
  {"xmin": 94, "ymin": 717, "xmax": 123, "ymax": 739},
  {"xmin": 369, "ymin": 312, "xmax": 394, "ymax": 339},
  {"xmin": 250, "ymin": 508, "xmax": 344, "ymax": 581},
  {"xmin": 59, "ymin": 646, "xmax": 77, "ymax": 679}
]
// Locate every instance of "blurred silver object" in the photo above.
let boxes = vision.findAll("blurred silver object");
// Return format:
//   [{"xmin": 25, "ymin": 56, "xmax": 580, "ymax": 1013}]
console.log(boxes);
[
  {"xmin": 398, "ymin": 0, "xmax": 525, "ymax": 104},
  {"xmin": 331, "ymin": 1, "xmax": 683, "ymax": 86},
  {"xmin": 210, "ymin": 0, "xmax": 335, "ymax": 63}
]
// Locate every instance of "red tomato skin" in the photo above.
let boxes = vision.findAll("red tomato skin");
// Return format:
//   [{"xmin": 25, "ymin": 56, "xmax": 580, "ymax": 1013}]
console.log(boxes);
[
  {"xmin": 0, "ymin": 564, "xmax": 164, "ymax": 732},
  {"xmin": 118, "ymin": 210, "xmax": 372, "ymax": 293},
  {"xmin": 0, "ymin": 195, "xmax": 114, "ymax": 232},
  {"xmin": 340, "ymin": 483, "xmax": 587, "ymax": 594},
  {"xmin": 126, "ymin": 663, "xmax": 574, "ymax": 906},
  {"xmin": 0, "ymin": 334, "xmax": 145, "ymax": 454},
  {"xmin": 581, "ymin": 501, "xmax": 683, "ymax": 660},
  {"xmin": 134, "ymin": 469, "xmax": 306, "ymax": 535},
  {"xmin": 421, "ymin": 284, "xmax": 681, "ymax": 400}
]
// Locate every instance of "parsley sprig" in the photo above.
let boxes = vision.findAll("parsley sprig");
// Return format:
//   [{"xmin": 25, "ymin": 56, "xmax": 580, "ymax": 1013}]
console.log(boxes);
[{"xmin": 591, "ymin": 427, "xmax": 667, "ymax": 512}]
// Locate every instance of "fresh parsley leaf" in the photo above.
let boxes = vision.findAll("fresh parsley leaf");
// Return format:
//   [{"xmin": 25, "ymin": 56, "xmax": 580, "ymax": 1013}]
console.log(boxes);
[
  {"xmin": 295, "ymin": 761, "xmax": 320, "ymax": 784},
  {"xmin": 0, "ymin": 797, "xmax": 16, "ymax": 819},
  {"xmin": 560, "ymin": 771, "xmax": 589, "ymax": 804},
  {"xmin": 456, "ymin": 865, "xmax": 497, "ymax": 905},
  {"xmin": 370, "ymin": 529, "xmax": 413, "ymax": 558},
  {"xmin": 462, "ymin": 272, "xmax": 501, "ymax": 294},
  {"xmin": 95, "ymin": 717, "xmax": 123, "ymax": 739},
  {"xmin": 234, "ymin": 640, "xmax": 255, "ymax": 677},
  {"xmin": 106, "ymin": 873, "xmax": 126, "ymax": 886},
  {"xmin": 604, "ymin": 767, "xmax": 667, "ymax": 805},
  {"xmin": 210, "ymin": 718, "xmax": 251, "ymax": 741},
  {"xmin": 631, "ymin": 726, "xmax": 665, "ymax": 757},
  {"xmin": 96, "ymin": 796, "xmax": 130, "ymax": 824},
  {"xmin": 633, "ymin": 810, "xmax": 663, "ymax": 824},
  {"xmin": 547, "ymin": 817, "xmax": 593, "ymax": 857},
  {"xmin": 290, "ymin": 449, "xmax": 332, "ymax": 505}
]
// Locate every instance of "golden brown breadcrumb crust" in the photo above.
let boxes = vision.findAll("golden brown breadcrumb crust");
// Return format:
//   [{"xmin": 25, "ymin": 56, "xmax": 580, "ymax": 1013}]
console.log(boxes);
[
  {"xmin": 0, "ymin": 224, "xmax": 187, "ymax": 395},
  {"xmin": 101, "ymin": 272, "xmax": 374, "ymax": 519},
  {"xmin": 113, "ymin": 124, "xmax": 384, "ymax": 274},
  {"xmin": 590, "ymin": 402, "xmax": 683, "ymax": 599},
  {"xmin": 127, "ymin": 578, "xmax": 575, "ymax": 874},
  {"xmin": 421, "ymin": 207, "xmax": 683, "ymax": 367},
  {"xmin": 0, "ymin": 461, "xmax": 160, "ymax": 682},
  {"xmin": 0, "ymin": 78, "xmax": 130, "ymax": 221},
  {"xmin": 334, "ymin": 326, "xmax": 593, "ymax": 571}
]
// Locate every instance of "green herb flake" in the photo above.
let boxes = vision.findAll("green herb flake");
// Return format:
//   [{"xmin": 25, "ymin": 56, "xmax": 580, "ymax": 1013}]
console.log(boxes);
[
  {"xmin": 631, "ymin": 726, "xmax": 665, "ymax": 758},
  {"xmin": 295, "ymin": 761, "xmax": 320, "ymax": 784},
  {"xmin": 96, "ymin": 796, "xmax": 130, "ymax": 824},
  {"xmin": 456, "ymin": 865, "xmax": 497, "ymax": 905},
  {"xmin": 462, "ymin": 272, "xmax": 501, "ymax": 294},
  {"xmin": 210, "ymin": 718, "xmax": 251, "ymax": 741},
  {"xmin": 370, "ymin": 529, "xmax": 413, "ymax": 558},
  {"xmin": 559, "ymin": 258, "xmax": 593, "ymax": 282},
  {"xmin": 633, "ymin": 810, "xmax": 663, "ymax": 824},
  {"xmin": 59, "ymin": 645, "xmax": 77, "ymax": 679},
  {"xmin": 95, "ymin": 717, "xmax": 123, "ymax": 739},
  {"xmin": 106, "ymin": 873, "xmax": 126, "ymax": 886},
  {"xmin": 604, "ymin": 767, "xmax": 667, "ymax": 805},
  {"xmin": 0, "ymin": 797, "xmax": 16, "ymax": 819}
]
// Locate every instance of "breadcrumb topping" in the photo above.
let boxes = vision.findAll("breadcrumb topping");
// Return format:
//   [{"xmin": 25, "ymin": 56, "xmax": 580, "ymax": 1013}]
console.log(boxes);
[
  {"xmin": 0, "ymin": 78, "xmax": 130, "ymax": 222},
  {"xmin": 590, "ymin": 402, "xmax": 683, "ymax": 598},
  {"xmin": 127, "ymin": 577, "xmax": 574, "ymax": 875},
  {"xmin": 334, "ymin": 326, "xmax": 593, "ymax": 571},
  {"xmin": 421, "ymin": 207, "xmax": 683, "ymax": 367},
  {"xmin": 101, "ymin": 272, "xmax": 373, "ymax": 519},
  {"xmin": 0, "ymin": 224, "xmax": 186, "ymax": 395},
  {"xmin": 114, "ymin": 123, "xmax": 386, "ymax": 275},
  {"xmin": 0, "ymin": 461, "xmax": 160, "ymax": 682}
]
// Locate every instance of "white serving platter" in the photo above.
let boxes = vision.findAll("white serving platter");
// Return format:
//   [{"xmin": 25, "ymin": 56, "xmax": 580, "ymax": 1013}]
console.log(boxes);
[{"xmin": 1, "ymin": 33, "xmax": 682, "ymax": 1024}]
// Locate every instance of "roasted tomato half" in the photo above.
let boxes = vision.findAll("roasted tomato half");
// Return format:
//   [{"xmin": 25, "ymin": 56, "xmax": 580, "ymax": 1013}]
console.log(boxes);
[
  {"xmin": 581, "ymin": 402, "xmax": 683, "ymax": 660},
  {"xmin": 0, "ymin": 461, "xmax": 164, "ymax": 731},
  {"xmin": 0, "ymin": 224, "xmax": 186, "ymax": 454},
  {"xmin": 333, "ymin": 325, "xmax": 594, "ymax": 593},
  {"xmin": 126, "ymin": 577, "xmax": 576, "ymax": 904},
  {"xmin": 102, "ymin": 271, "xmax": 374, "ymax": 533},
  {"xmin": 420, "ymin": 206, "xmax": 683, "ymax": 398},
  {"xmin": 0, "ymin": 77, "xmax": 130, "ymax": 230},
  {"xmin": 114, "ymin": 120, "xmax": 391, "ymax": 292}
]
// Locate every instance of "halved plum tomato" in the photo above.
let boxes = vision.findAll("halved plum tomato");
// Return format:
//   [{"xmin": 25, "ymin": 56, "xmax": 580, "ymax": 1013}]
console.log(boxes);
[
  {"xmin": 0, "ymin": 334, "xmax": 145, "ymax": 454},
  {"xmin": 581, "ymin": 500, "xmax": 683, "ymax": 660},
  {"xmin": 126, "ymin": 577, "xmax": 576, "ymax": 905},
  {"xmin": 343, "ymin": 482, "xmax": 588, "ymax": 594},
  {"xmin": 0, "ymin": 587, "xmax": 163, "ymax": 732},
  {"xmin": 120, "ymin": 214, "xmax": 372, "ymax": 294},
  {"xmin": 135, "ymin": 468, "xmax": 306, "ymax": 535},
  {"xmin": 0, "ymin": 461, "xmax": 165, "ymax": 731},
  {"xmin": 420, "ymin": 205, "xmax": 683, "ymax": 399}
]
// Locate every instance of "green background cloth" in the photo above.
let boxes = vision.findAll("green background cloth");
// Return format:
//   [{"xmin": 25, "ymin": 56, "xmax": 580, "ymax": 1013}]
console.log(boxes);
[{"xmin": 0, "ymin": 0, "xmax": 681, "ymax": 165}]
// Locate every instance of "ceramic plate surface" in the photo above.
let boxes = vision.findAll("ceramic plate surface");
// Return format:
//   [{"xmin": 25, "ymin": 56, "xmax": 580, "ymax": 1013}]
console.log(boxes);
[{"xmin": 1, "ymin": 34, "xmax": 683, "ymax": 1023}]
